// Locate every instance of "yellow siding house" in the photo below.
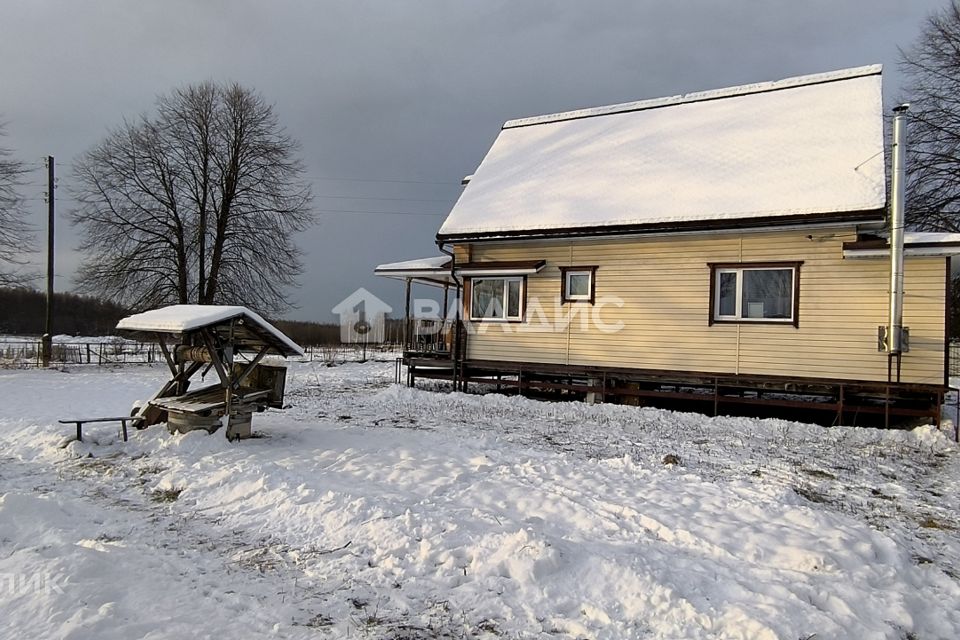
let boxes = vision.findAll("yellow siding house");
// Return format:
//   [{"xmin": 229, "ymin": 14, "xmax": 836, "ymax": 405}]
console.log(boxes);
[{"xmin": 377, "ymin": 65, "xmax": 960, "ymax": 425}]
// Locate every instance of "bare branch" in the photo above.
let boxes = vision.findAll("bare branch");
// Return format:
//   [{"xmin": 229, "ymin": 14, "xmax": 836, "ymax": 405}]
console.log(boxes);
[
  {"xmin": 0, "ymin": 122, "xmax": 35, "ymax": 287},
  {"xmin": 71, "ymin": 82, "xmax": 313, "ymax": 313},
  {"xmin": 900, "ymin": 1, "xmax": 960, "ymax": 231}
]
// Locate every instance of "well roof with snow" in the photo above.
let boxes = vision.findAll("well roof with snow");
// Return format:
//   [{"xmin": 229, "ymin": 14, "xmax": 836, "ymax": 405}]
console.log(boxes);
[{"xmin": 117, "ymin": 304, "xmax": 303, "ymax": 357}]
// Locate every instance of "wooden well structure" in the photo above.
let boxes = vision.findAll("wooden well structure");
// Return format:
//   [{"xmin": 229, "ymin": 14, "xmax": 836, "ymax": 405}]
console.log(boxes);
[{"xmin": 117, "ymin": 305, "xmax": 304, "ymax": 440}]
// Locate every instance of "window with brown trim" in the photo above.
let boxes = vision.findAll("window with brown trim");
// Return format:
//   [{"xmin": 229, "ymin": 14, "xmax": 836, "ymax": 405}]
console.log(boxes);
[
  {"xmin": 468, "ymin": 276, "xmax": 525, "ymax": 321},
  {"xmin": 560, "ymin": 266, "xmax": 597, "ymax": 304},
  {"xmin": 708, "ymin": 262, "xmax": 802, "ymax": 327}
]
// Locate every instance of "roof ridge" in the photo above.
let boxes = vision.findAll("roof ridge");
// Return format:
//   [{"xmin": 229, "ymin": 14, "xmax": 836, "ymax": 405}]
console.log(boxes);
[{"xmin": 502, "ymin": 64, "xmax": 882, "ymax": 129}]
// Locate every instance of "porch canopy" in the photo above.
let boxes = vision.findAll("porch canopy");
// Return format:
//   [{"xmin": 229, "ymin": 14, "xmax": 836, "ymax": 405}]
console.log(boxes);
[
  {"xmin": 375, "ymin": 256, "xmax": 548, "ymax": 283},
  {"xmin": 374, "ymin": 256, "xmax": 454, "ymax": 288},
  {"xmin": 374, "ymin": 257, "xmax": 460, "ymax": 354}
]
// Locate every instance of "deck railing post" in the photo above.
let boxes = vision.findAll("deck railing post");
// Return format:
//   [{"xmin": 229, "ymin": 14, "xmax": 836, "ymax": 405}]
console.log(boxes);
[
  {"xmin": 404, "ymin": 277, "xmax": 412, "ymax": 353},
  {"xmin": 713, "ymin": 378, "xmax": 719, "ymax": 416},
  {"xmin": 838, "ymin": 385, "xmax": 845, "ymax": 427},
  {"xmin": 955, "ymin": 389, "xmax": 959, "ymax": 442},
  {"xmin": 885, "ymin": 384, "xmax": 891, "ymax": 430}
]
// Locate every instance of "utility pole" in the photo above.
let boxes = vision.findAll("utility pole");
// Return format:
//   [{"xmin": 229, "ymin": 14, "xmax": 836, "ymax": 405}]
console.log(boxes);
[{"xmin": 41, "ymin": 156, "xmax": 54, "ymax": 367}]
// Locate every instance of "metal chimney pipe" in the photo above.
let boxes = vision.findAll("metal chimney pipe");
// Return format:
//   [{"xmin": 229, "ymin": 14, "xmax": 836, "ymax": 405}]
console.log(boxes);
[{"xmin": 888, "ymin": 103, "xmax": 910, "ymax": 354}]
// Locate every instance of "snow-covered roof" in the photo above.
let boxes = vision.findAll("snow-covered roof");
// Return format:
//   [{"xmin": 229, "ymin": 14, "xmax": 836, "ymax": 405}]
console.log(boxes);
[
  {"xmin": 116, "ymin": 305, "xmax": 304, "ymax": 357},
  {"xmin": 438, "ymin": 65, "xmax": 886, "ymax": 240},
  {"xmin": 843, "ymin": 232, "xmax": 960, "ymax": 259},
  {"xmin": 903, "ymin": 232, "xmax": 960, "ymax": 244},
  {"xmin": 375, "ymin": 256, "xmax": 451, "ymax": 272},
  {"xmin": 374, "ymin": 256, "xmax": 455, "ymax": 287}
]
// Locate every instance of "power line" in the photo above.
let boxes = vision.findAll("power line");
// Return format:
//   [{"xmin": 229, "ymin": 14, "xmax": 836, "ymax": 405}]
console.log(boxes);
[
  {"xmin": 306, "ymin": 175, "xmax": 462, "ymax": 187},
  {"xmin": 18, "ymin": 178, "xmax": 73, "ymax": 189},
  {"xmin": 16, "ymin": 163, "xmax": 48, "ymax": 174},
  {"xmin": 20, "ymin": 173, "xmax": 457, "ymax": 189},
  {"xmin": 316, "ymin": 208, "xmax": 446, "ymax": 216},
  {"xmin": 16, "ymin": 197, "xmax": 454, "ymax": 210},
  {"xmin": 313, "ymin": 194, "xmax": 456, "ymax": 203}
]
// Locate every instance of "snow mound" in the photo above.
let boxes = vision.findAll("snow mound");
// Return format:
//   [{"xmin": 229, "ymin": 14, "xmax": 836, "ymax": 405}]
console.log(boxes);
[{"xmin": 0, "ymin": 362, "xmax": 958, "ymax": 638}]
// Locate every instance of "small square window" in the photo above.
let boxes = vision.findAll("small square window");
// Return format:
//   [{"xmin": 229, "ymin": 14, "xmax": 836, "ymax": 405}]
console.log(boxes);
[{"xmin": 561, "ymin": 267, "xmax": 596, "ymax": 303}]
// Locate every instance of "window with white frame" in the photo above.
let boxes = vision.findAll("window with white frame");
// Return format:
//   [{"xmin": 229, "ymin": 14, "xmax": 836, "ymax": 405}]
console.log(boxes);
[
  {"xmin": 711, "ymin": 263, "xmax": 800, "ymax": 325},
  {"xmin": 470, "ymin": 277, "xmax": 524, "ymax": 321},
  {"xmin": 561, "ymin": 266, "xmax": 597, "ymax": 303}
]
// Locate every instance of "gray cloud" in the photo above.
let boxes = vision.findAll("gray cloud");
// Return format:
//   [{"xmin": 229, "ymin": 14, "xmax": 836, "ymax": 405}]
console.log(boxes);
[{"xmin": 0, "ymin": 0, "xmax": 944, "ymax": 321}]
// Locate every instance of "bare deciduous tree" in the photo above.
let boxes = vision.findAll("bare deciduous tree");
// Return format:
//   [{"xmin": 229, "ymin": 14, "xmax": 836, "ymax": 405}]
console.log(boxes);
[
  {"xmin": 72, "ymin": 82, "xmax": 312, "ymax": 313},
  {"xmin": 0, "ymin": 123, "xmax": 33, "ymax": 287},
  {"xmin": 901, "ymin": 1, "xmax": 960, "ymax": 231}
]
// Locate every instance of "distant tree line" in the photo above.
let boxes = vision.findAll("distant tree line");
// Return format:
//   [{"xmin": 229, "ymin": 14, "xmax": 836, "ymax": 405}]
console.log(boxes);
[
  {"xmin": 271, "ymin": 318, "xmax": 407, "ymax": 347},
  {"xmin": 271, "ymin": 319, "xmax": 343, "ymax": 346},
  {"xmin": 0, "ymin": 286, "xmax": 409, "ymax": 347},
  {"xmin": 0, "ymin": 287, "xmax": 128, "ymax": 336}
]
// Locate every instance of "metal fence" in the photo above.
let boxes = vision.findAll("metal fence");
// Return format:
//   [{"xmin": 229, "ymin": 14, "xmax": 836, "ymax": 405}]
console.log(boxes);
[
  {"xmin": 0, "ymin": 340, "xmax": 161, "ymax": 367},
  {"xmin": 0, "ymin": 339, "xmax": 401, "ymax": 368},
  {"xmin": 300, "ymin": 344, "xmax": 400, "ymax": 364},
  {"xmin": 5, "ymin": 335, "xmax": 960, "ymax": 375}
]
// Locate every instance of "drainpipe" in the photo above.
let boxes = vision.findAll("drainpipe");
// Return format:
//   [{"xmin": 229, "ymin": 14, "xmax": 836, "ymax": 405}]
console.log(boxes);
[
  {"xmin": 888, "ymin": 104, "xmax": 909, "ymax": 361},
  {"xmin": 437, "ymin": 241, "xmax": 463, "ymax": 388}
]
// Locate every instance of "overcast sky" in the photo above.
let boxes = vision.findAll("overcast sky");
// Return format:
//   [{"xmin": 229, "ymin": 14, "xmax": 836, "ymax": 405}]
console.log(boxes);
[{"xmin": 0, "ymin": 0, "xmax": 946, "ymax": 322}]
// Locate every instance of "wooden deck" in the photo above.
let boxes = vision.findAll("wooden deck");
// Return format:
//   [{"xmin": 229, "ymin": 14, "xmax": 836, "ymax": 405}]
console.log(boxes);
[
  {"xmin": 401, "ymin": 356, "xmax": 944, "ymax": 428},
  {"xmin": 401, "ymin": 353, "xmax": 456, "ymax": 386}
]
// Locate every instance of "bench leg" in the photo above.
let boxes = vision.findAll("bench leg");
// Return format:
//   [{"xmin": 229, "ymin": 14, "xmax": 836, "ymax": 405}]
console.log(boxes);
[
  {"xmin": 76, "ymin": 423, "xmax": 82, "ymax": 442},
  {"xmin": 121, "ymin": 420, "xmax": 128, "ymax": 442}
]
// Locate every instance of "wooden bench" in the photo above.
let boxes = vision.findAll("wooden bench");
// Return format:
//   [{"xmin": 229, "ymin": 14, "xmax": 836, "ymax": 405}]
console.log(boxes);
[
  {"xmin": 58, "ymin": 416, "xmax": 143, "ymax": 443},
  {"xmin": 149, "ymin": 386, "xmax": 272, "ymax": 415}
]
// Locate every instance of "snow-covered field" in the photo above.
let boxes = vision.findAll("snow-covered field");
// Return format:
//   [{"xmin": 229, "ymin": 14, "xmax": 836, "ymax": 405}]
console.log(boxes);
[
  {"xmin": 1, "ymin": 361, "xmax": 958, "ymax": 639},
  {"xmin": 0, "ymin": 334, "xmax": 140, "ymax": 344}
]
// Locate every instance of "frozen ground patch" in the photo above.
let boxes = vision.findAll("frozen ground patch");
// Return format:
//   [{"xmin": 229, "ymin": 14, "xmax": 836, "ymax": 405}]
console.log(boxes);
[{"xmin": 0, "ymin": 362, "xmax": 958, "ymax": 639}]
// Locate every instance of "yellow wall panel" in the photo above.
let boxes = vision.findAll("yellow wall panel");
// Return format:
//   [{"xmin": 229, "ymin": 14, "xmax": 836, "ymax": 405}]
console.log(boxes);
[{"xmin": 456, "ymin": 229, "xmax": 947, "ymax": 384}]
